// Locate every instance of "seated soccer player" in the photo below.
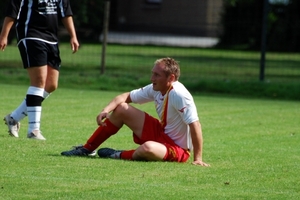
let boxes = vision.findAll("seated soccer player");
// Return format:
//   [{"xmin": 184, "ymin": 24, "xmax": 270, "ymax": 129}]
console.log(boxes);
[{"xmin": 61, "ymin": 57, "xmax": 209, "ymax": 166}]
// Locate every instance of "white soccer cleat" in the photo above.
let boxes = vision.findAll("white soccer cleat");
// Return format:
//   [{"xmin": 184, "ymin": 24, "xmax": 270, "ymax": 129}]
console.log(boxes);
[
  {"xmin": 3, "ymin": 114, "xmax": 20, "ymax": 138},
  {"xmin": 27, "ymin": 130, "xmax": 46, "ymax": 140}
]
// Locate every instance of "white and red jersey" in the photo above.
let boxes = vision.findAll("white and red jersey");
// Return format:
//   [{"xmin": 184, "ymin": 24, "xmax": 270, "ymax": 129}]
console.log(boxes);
[{"xmin": 130, "ymin": 81, "xmax": 199, "ymax": 150}]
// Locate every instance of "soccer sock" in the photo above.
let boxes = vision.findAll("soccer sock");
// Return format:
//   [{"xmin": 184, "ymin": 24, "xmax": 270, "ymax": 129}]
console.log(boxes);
[
  {"xmin": 11, "ymin": 99, "xmax": 27, "ymax": 121},
  {"xmin": 84, "ymin": 119, "xmax": 120, "ymax": 151},
  {"xmin": 26, "ymin": 86, "xmax": 44, "ymax": 133},
  {"xmin": 10, "ymin": 91, "xmax": 51, "ymax": 122},
  {"xmin": 120, "ymin": 150, "xmax": 135, "ymax": 160},
  {"xmin": 43, "ymin": 90, "xmax": 51, "ymax": 99}
]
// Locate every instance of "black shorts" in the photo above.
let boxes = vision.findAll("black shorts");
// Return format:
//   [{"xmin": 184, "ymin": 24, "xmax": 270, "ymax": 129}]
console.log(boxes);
[{"xmin": 18, "ymin": 39, "xmax": 61, "ymax": 70}]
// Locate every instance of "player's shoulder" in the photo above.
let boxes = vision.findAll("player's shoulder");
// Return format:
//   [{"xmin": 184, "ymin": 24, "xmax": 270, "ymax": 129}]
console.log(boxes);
[
  {"xmin": 171, "ymin": 81, "xmax": 190, "ymax": 94},
  {"xmin": 169, "ymin": 82, "xmax": 192, "ymax": 100}
]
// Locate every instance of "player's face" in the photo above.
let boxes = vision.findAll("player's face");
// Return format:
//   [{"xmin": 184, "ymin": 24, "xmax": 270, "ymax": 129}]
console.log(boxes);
[{"xmin": 151, "ymin": 63, "xmax": 172, "ymax": 94}]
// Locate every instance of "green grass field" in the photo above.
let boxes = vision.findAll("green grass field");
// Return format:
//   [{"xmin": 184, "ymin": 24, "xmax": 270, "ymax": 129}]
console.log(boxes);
[
  {"xmin": 0, "ymin": 43, "xmax": 299, "ymax": 100},
  {"xmin": 0, "ymin": 83, "xmax": 299, "ymax": 199}
]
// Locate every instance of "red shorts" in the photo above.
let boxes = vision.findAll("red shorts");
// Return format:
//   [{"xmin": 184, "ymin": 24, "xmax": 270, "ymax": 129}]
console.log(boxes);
[{"xmin": 133, "ymin": 113, "xmax": 190, "ymax": 162}]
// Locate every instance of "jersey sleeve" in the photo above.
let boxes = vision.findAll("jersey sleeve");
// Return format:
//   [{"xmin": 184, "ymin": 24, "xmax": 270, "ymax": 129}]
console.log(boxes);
[
  {"xmin": 130, "ymin": 84, "xmax": 155, "ymax": 104},
  {"xmin": 5, "ymin": 0, "xmax": 20, "ymax": 19},
  {"xmin": 58, "ymin": 0, "xmax": 73, "ymax": 18}
]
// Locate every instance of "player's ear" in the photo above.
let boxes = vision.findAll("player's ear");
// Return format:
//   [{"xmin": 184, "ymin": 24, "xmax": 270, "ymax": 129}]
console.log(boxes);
[{"xmin": 168, "ymin": 74, "xmax": 175, "ymax": 82}]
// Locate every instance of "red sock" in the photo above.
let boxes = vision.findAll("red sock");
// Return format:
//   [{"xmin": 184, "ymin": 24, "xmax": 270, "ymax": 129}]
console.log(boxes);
[
  {"xmin": 84, "ymin": 119, "xmax": 119, "ymax": 151},
  {"xmin": 120, "ymin": 150, "xmax": 135, "ymax": 160}
]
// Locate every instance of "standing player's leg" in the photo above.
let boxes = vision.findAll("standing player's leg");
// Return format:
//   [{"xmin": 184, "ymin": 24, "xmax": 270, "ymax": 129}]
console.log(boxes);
[
  {"xmin": 7, "ymin": 66, "xmax": 58, "ymax": 117},
  {"xmin": 26, "ymin": 65, "xmax": 48, "ymax": 140},
  {"xmin": 44, "ymin": 66, "xmax": 59, "ymax": 94},
  {"xmin": 4, "ymin": 40, "xmax": 46, "ymax": 138},
  {"xmin": 25, "ymin": 53, "xmax": 59, "ymax": 140},
  {"xmin": 4, "ymin": 67, "xmax": 55, "ymax": 138},
  {"xmin": 4, "ymin": 40, "xmax": 60, "ymax": 139}
]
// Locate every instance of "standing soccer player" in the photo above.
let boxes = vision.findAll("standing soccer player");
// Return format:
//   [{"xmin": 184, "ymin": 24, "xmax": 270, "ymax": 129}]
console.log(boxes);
[{"xmin": 0, "ymin": 0, "xmax": 79, "ymax": 140}]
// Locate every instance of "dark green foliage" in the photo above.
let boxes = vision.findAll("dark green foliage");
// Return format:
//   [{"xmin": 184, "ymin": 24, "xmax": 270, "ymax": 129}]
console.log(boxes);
[
  {"xmin": 218, "ymin": 0, "xmax": 263, "ymax": 50},
  {"xmin": 267, "ymin": 1, "xmax": 300, "ymax": 51},
  {"xmin": 188, "ymin": 79, "xmax": 300, "ymax": 101},
  {"xmin": 218, "ymin": 0, "xmax": 300, "ymax": 52},
  {"xmin": 71, "ymin": 0, "xmax": 105, "ymax": 42}
]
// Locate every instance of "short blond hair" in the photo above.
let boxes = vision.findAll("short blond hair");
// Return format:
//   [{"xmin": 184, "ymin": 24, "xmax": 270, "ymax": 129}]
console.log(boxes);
[{"xmin": 154, "ymin": 57, "xmax": 180, "ymax": 81}]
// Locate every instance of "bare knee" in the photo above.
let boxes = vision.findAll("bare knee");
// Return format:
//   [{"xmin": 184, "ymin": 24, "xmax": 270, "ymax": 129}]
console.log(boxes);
[
  {"xmin": 133, "ymin": 141, "xmax": 166, "ymax": 161},
  {"xmin": 139, "ymin": 141, "xmax": 157, "ymax": 155},
  {"xmin": 132, "ymin": 142, "xmax": 156, "ymax": 160},
  {"xmin": 108, "ymin": 103, "xmax": 131, "ymax": 127},
  {"xmin": 113, "ymin": 103, "xmax": 130, "ymax": 117},
  {"xmin": 45, "ymin": 84, "xmax": 58, "ymax": 93},
  {"xmin": 45, "ymin": 67, "xmax": 59, "ymax": 93}
]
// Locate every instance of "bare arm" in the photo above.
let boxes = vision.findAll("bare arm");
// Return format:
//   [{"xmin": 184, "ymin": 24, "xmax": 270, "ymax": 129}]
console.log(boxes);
[
  {"xmin": 61, "ymin": 16, "xmax": 79, "ymax": 53},
  {"xmin": 189, "ymin": 121, "xmax": 210, "ymax": 167},
  {"xmin": 0, "ymin": 17, "xmax": 15, "ymax": 51},
  {"xmin": 96, "ymin": 92, "xmax": 132, "ymax": 125}
]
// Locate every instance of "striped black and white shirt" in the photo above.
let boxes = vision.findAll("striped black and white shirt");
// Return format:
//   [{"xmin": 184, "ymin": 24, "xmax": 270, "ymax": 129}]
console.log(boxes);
[{"xmin": 5, "ymin": 0, "xmax": 73, "ymax": 43}]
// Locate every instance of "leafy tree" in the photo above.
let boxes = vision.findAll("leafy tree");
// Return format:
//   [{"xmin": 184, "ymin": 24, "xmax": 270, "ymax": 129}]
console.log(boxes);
[
  {"xmin": 71, "ymin": 0, "xmax": 105, "ymax": 41},
  {"xmin": 218, "ymin": 0, "xmax": 263, "ymax": 50},
  {"xmin": 267, "ymin": 0, "xmax": 300, "ymax": 51},
  {"xmin": 218, "ymin": 0, "xmax": 300, "ymax": 52}
]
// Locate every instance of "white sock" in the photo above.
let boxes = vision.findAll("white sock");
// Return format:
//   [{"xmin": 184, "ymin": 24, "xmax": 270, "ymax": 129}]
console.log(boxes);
[
  {"xmin": 11, "ymin": 99, "xmax": 27, "ymax": 121},
  {"xmin": 27, "ymin": 86, "xmax": 44, "ymax": 133},
  {"xmin": 27, "ymin": 106, "xmax": 42, "ymax": 133},
  {"xmin": 43, "ymin": 90, "xmax": 51, "ymax": 99},
  {"xmin": 10, "ymin": 90, "xmax": 51, "ymax": 122}
]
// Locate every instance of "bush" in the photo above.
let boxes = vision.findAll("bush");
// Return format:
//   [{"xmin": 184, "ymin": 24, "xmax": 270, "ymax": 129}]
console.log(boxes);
[{"xmin": 218, "ymin": 0, "xmax": 300, "ymax": 52}]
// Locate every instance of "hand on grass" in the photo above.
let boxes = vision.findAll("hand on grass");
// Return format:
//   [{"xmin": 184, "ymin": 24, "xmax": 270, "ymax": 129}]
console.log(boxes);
[{"xmin": 192, "ymin": 160, "xmax": 210, "ymax": 167}]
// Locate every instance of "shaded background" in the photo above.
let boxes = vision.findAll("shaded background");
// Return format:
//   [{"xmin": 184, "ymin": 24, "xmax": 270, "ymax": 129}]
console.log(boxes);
[{"xmin": 0, "ymin": 0, "xmax": 299, "ymax": 100}]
